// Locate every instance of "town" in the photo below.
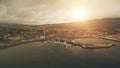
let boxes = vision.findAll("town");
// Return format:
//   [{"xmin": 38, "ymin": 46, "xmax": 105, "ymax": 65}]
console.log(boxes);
[{"xmin": 0, "ymin": 21, "xmax": 120, "ymax": 50}]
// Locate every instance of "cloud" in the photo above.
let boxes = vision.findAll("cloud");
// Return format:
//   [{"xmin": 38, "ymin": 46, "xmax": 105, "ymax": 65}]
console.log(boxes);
[
  {"xmin": 0, "ymin": 0, "xmax": 120, "ymax": 25},
  {"xmin": 0, "ymin": 0, "xmax": 77, "ymax": 24}
]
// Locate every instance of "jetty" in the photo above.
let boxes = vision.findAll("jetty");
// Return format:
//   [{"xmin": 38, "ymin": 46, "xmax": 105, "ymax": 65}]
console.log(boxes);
[
  {"xmin": 60, "ymin": 38, "xmax": 117, "ymax": 49},
  {"xmin": 81, "ymin": 43, "xmax": 115, "ymax": 49}
]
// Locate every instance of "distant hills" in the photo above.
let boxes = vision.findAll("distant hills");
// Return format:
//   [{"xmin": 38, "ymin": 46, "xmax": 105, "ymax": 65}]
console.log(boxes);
[
  {"xmin": 0, "ymin": 22, "xmax": 34, "ymax": 29},
  {"xmin": 0, "ymin": 18, "xmax": 120, "ymax": 30},
  {"xmin": 51, "ymin": 18, "xmax": 120, "ymax": 30},
  {"xmin": 0, "ymin": 22, "xmax": 23, "ymax": 27},
  {"xmin": 39, "ymin": 18, "xmax": 120, "ymax": 34},
  {"xmin": 84, "ymin": 18, "xmax": 120, "ymax": 29}
]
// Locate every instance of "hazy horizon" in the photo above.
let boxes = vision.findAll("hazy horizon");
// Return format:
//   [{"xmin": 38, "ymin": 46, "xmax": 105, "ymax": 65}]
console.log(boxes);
[{"xmin": 0, "ymin": 0, "xmax": 120, "ymax": 25}]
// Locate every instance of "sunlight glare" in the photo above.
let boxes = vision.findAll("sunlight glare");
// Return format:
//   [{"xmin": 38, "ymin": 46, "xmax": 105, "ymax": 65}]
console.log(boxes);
[{"xmin": 71, "ymin": 8, "xmax": 88, "ymax": 20}]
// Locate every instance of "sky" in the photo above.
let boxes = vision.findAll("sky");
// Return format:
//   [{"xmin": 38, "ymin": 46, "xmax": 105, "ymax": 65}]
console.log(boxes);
[{"xmin": 0, "ymin": 0, "xmax": 120, "ymax": 25}]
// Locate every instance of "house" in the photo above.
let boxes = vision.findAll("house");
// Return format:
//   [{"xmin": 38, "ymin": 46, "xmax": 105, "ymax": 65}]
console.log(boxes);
[{"xmin": 7, "ymin": 36, "xmax": 21, "ymax": 41}]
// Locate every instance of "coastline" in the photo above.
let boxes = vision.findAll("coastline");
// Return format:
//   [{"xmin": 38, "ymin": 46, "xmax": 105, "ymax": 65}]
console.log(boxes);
[
  {"xmin": 0, "ymin": 38, "xmax": 119, "ymax": 50},
  {"xmin": 0, "ymin": 39, "xmax": 47, "ymax": 50},
  {"xmin": 101, "ymin": 38, "xmax": 120, "ymax": 42}
]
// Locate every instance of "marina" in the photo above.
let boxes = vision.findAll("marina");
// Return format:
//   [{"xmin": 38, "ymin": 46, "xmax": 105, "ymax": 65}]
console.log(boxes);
[{"xmin": 0, "ymin": 38, "xmax": 120, "ymax": 68}]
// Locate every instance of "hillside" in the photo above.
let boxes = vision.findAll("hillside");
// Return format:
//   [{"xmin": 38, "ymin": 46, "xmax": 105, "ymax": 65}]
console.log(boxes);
[{"xmin": 39, "ymin": 18, "xmax": 120, "ymax": 33}]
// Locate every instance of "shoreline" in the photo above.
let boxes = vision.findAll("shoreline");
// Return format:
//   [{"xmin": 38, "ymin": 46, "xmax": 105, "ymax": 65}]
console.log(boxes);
[
  {"xmin": 100, "ymin": 38, "xmax": 120, "ymax": 42},
  {"xmin": 0, "ymin": 38, "xmax": 119, "ymax": 50},
  {"xmin": 0, "ymin": 39, "xmax": 47, "ymax": 50}
]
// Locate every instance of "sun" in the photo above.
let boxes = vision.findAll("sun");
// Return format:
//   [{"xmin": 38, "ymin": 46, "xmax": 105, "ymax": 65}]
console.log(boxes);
[{"xmin": 71, "ymin": 8, "xmax": 88, "ymax": 20}]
